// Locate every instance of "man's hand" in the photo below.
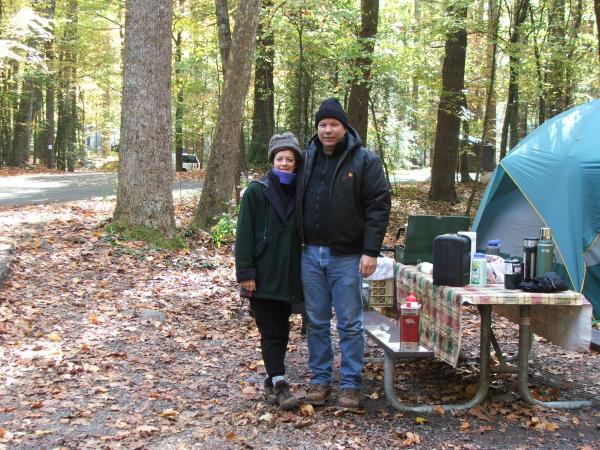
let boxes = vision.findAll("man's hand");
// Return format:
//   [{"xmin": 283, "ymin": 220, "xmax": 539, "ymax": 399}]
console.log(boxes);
[
  {"xmin": 359, "ymin": 255, "xmax": 377, "ymax": 278},
  {"xmin": 240, "ymin": 279, "xmax": 256, "ymax": 291}
]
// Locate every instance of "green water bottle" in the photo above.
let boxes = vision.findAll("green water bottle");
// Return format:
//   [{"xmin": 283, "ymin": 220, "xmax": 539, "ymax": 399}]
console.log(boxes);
[{"xmin": 535, "ymin": 227, "xmax": 554, "ymax": 276}]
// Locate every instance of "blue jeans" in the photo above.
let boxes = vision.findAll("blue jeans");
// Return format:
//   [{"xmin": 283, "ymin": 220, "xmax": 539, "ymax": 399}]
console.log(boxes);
[{"xmin": 301, "ymin": 245, "xmax": 364, "ymax": 389}]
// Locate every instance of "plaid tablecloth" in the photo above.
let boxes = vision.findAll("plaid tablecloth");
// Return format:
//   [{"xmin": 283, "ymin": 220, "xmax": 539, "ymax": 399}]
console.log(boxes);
[{"xmin": 395, "ymin": 263, "xmax": 593, "ymax": 366}]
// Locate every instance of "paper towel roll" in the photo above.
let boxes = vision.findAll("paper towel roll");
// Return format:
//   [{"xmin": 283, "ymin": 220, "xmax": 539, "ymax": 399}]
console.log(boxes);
[{"xmin": 458, "ymin": 231, "xmax": 476, "ymax": 254}]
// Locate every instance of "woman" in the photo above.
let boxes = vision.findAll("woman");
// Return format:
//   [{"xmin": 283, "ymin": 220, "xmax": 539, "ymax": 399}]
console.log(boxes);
[{"xmin": 235, "ymin": 132, "xmax": 303, "ymax": 410}]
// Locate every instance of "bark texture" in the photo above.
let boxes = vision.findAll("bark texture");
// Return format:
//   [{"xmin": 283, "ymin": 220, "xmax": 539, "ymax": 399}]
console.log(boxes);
[
  {"xmin": 249, "ymin": 0, "xmax": 274, "ymax": 164},
  {"xmin": 428, "ymin": 0, "xmax": 468, "ymax": 202},
  {"xmin": 193, "ymin": 0, "xmax": 262, "ymax": 230},
  {"xmin": 113, "ymin": 0, "xmax": 175, "ymax": 235},
  {"xmin": 347, "ymin": 0, "xmax": 379, "ymax": 143}
]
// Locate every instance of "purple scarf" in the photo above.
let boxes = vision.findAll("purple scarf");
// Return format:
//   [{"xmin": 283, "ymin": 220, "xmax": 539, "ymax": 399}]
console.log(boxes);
[{"xmin": 272, "ymin": 168, "xmax": 296, "ymax": 185}]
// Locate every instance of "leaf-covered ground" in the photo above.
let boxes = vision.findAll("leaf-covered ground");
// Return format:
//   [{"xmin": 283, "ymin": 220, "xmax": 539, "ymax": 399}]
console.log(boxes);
[{"xmin": 0, "ymin": 183, "xmax": 599, "ymax": 449}]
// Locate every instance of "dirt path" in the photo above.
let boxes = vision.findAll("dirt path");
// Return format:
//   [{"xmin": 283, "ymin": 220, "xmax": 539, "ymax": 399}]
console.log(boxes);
[{"xmin": 0, "ymin": 198, "xmax": 599, "ymax": 449}]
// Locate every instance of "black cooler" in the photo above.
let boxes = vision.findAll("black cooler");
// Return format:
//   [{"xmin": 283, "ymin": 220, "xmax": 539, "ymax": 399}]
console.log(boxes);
[{"xmin": 432, "ymin": 233, "xmax": 471, "ymax": 286}]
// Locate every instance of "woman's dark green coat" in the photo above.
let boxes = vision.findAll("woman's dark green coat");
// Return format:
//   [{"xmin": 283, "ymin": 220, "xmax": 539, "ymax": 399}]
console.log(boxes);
[{"xmin": 235, "ymin": 172, "xmax": 302, "ymax": 304}]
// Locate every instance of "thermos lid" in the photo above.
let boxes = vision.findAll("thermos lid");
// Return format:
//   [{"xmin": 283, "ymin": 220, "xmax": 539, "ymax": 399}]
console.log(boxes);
[
  {"xmin": 473, "ymin": 252, "xmax": 486, "ymax": 258},
  {"xmin": 487, "ymin": 239, "xmax": 501, "ymax": 247},
  {"xmin": 539, "ymin": 227, "xmax": 552, "ymax": 240},
  {"xmin": 524, "ymin": 238, "xmax": 539, "ymax": 247}
]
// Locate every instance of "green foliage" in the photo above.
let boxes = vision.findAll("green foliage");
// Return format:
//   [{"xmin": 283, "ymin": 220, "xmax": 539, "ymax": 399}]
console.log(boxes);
[
  {"xmin": 105, "ymin": 221, "xmax": 186, "ymax": 251},
  {"xmin": 210, "ymin": 211, "xmax": 237, "ymax": 247}
]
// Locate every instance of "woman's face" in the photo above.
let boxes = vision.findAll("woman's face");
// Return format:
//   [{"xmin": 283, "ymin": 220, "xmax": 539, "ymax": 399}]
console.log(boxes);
[{"xmin": 272, "ymin": 149, "xmax": 297, "ymax": 173}]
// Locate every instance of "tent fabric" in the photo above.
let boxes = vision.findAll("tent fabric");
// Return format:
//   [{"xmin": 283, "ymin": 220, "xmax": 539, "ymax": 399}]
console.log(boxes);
[{"xmin": 473, "ymin": 99, "xmax": 600, "ymax": 317}]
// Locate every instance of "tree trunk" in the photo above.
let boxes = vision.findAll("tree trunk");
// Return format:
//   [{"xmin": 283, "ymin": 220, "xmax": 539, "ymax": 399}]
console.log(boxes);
[
  {"xmin": 174, "ymin": 28, "xmax": 184, "ymax": 172},
  {"xmin": 484, "ymin": 0, "xmax": 499, "ymax": 146},
  {"xmin": 215, "ymin": 0, "xmax": 232, "ymax": 76},
  {"xmin": 11, "ymin": 76, "xmax": 35, "ymax": 166},
  {"xmin": 347, "ymin": 0, "xmax": 379, "ymax": 143},
  {"xmin": 249, "ymin": 0, "xmax": 274, "ymax": 165},
  {"xmin": 543, "ymin": 0, "xmax": 566, "ymax": 121},
  {"xmin": 564, "ymin": 0, "xmax": 582, "ymax": 108},
  {"xmin": 193, "ymin": 0, "xmax": 262, "ymax": 230},
  {"xmin": 499, "ymin": 0, "xmax": 528, "ymax": 159},
  {"xmin": 113, "ymin": 0, "xmax": 175, "ymax": 236},
  {"xmin": 55, "ymin": 0, "xmax": 78, "ymax": 172},
  {"xmin": 428, "ymin": 0, "xmax": 468, "ymax": 202}
]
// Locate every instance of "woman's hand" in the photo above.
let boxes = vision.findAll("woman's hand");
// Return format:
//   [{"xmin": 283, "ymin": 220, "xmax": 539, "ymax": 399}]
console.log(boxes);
[{"xmin": 240, "ymin": 279, "xmax": 256, "ymax": 292}]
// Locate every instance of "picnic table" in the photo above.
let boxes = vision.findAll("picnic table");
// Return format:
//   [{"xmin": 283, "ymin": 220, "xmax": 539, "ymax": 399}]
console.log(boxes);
[{"xmin": 364, "ymin": 263, "xmax": 594, "ymax": 413}]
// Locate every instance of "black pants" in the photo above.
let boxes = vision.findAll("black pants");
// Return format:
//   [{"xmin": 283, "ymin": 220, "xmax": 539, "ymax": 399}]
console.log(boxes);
[{"xmin": 250, "ymin": 298, "xmax": 292, "ymax": 378}]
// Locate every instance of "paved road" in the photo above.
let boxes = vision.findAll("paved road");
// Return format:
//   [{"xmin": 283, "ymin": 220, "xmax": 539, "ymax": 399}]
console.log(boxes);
[
  {"xmin": 0, "ymin": 172, "xmax": 203, "ymax": 208},
  {"xmin": 0, "ymin": 168, "xmax": 432, "ymax": 208}
]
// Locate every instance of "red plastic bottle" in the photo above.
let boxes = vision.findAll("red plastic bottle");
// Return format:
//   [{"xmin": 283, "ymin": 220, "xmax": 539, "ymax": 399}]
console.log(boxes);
[{"xmin": 400, "ymin": 291, "xmax": 421, "ymax": 350}]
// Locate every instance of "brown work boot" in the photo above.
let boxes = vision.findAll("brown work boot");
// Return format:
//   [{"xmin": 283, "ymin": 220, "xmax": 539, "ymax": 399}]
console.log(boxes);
[
  {"xmin": 337, "ymin": 388, "xmax": 361, "ymax": 409},
  {"xmin": 273, "ymin": 380, "xmax": 299, "ymax": 410},
  {"xmin": 305, "ymin": 384, "xmax": 332, "ymax": 405}
]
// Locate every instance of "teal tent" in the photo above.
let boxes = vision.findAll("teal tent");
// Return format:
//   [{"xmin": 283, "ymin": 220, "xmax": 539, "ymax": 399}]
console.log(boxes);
[{"xmin": 473, "ymin": 99, "xmax": 600, "ymax": 317}]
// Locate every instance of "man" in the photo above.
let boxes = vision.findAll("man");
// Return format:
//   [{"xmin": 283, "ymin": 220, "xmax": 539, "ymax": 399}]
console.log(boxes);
[{"xmin": 298, "ymin": 98, "xmax": 391, "ymax": 409}]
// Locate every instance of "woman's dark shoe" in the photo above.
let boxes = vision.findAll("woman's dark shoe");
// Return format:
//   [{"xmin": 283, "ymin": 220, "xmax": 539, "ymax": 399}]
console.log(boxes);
[
  {"xmin": 273, "ymin": 380, "xmax": 299, "ymax": 410},
  {"xmin": 264, "ymin": 378, "xmax": 277, "ymax": 404}
]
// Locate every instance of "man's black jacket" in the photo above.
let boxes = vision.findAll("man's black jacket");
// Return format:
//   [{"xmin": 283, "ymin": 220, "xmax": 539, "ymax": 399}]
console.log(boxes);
[{"xmin": 297, "ymin": 126, "xmax": 391, "ymax": 256}]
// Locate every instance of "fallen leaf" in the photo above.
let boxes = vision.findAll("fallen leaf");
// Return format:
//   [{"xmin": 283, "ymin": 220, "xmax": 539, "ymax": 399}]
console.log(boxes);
[
  {"xmin": 137, "ymin": 425, "xmax": 159, "ymax": 437},
  {"xmin": 545, "ymin": 422, "xmax": 559, "ymax": 432},
  {"xmin": 460, "ymin": 420, "xmax": 470, "ymax": 431},
  {"xmin": 30, "ymin": 401, "xmax": 44, "ymax": 409},
  {"xmin": 159, "ymin": 408, "xmax": 179, "ymax": 418},
  {"xmin": 34, "ymin": 430, "xmax": 54, "ymax": 437},
  {"xmin": 572, "ymin": 417, "xmax": 580, "ymax": 426},
  {"xmin": 48, "ymin": 332, "xmax": 61, "ymax": 342},
  {"xmin": 300, "ymin": 403, "xmax": 314, "ymax": 417},
  {"xmin": 432, "ymin": 405, "xmax": 445, "ymax": 415},
  {"xmin": 415, "ymin": 416, "xmax": 428, "ymax": 424},
  {"xmin": 259, "ymin": 413, "xmax": 272, "ymax": 422},
  {"xmin": 226, "ymin": 431, "xmax": 236, "ymax": 440}
]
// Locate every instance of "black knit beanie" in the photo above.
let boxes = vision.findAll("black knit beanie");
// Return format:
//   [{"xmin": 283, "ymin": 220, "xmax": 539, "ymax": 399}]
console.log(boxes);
[
  {"xmin": 314, "ymin": 97, "xmax": 349, "ymax": 129},
  {"xmin": 267, "ymin": 132, "xmax": 303, "ymax": 164}
]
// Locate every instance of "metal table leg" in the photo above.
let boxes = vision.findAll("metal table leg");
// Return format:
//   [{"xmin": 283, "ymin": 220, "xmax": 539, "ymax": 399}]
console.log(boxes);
[
  {"xmin": 517, "ymin": 305, "xmax": 593, "ymax": 409},
  {"xmin": 382, "ymin": 305, "xmax": 492, "ymax": 412}
]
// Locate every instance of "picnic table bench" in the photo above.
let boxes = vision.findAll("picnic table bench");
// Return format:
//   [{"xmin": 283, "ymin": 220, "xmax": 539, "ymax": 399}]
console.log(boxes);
[{"xmin": 363, "ymin": 262, "xmax": 595, "ymax": 413}]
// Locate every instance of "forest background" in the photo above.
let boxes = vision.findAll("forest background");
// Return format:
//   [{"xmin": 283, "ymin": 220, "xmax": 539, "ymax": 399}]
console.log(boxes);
[{"xmin": 1, "ymin": 0, "xmax": 600, "ymax": 234}]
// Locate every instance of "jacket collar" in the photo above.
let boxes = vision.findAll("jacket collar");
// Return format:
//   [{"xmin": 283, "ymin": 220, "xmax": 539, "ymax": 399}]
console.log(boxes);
[{"xmin": 257, "ymin": 171, "xmax": 296, "ymax": 224}]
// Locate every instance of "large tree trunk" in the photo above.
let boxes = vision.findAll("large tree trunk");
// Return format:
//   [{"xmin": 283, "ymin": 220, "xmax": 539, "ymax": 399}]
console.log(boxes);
[
  {"xmin": 564, "ymin": 0, "xmax": 582, "ymax": 108},
  {"xmin": 347, "ymin": 0, "xmax": 379, "ymax": 143},
  {"xmin": 499, "ymin": 0, "xmax": 528, "ymax": 159},
  {"xmin": 428, "ymin": 0, "xmax": 468, "ymax": 202},
  {"xmin": 55, "ymin": 0, "xmax": 78, "ymax": 172},
  {"xmin": 11, "ymin": 76, "xmax": 35, "ymax": 166},
  {"xmin": 193, "ymin": 0, "xmax": 262, "ymax": 230},
  {"xmin": 542, "ymin": 0, "xmax": 566, "ymax": 121},
  {"xmin": 249, "ymin": 0, "xmax": 274, "ymax": 165},
  {"xmin": 113, "ymin": 0, "xmax": 175, "ymax": 236}
]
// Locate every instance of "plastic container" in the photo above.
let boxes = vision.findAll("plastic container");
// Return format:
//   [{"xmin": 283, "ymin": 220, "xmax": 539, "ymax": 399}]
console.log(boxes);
[
  {"xmin": 486, "ymin": 239, "xmax": 501, "ymax": 256},
  {"xmin": 470, "ymin": 253, "xmax": 488, "ymax": 286},
  {"xmin": 399, "ymin": 291, "xmax": 421, "ymax": 350}
]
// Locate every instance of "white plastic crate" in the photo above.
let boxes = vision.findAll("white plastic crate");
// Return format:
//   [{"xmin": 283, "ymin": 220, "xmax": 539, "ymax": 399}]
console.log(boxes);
[{"xmin": 366, "ymin": 278, "xmax": 394, "ymax": 307}]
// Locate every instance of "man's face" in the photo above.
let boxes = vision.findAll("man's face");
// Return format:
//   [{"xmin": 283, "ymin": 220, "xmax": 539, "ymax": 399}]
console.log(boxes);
[{"xmin": 317, "ymin": 118, "xmax": 346, "ymax": 151}]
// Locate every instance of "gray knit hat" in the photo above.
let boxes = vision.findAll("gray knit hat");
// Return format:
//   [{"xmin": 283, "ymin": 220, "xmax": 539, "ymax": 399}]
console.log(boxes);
[{"xmin": 267, "ymin": 132, "xmax": 303, "ymax": 164}]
